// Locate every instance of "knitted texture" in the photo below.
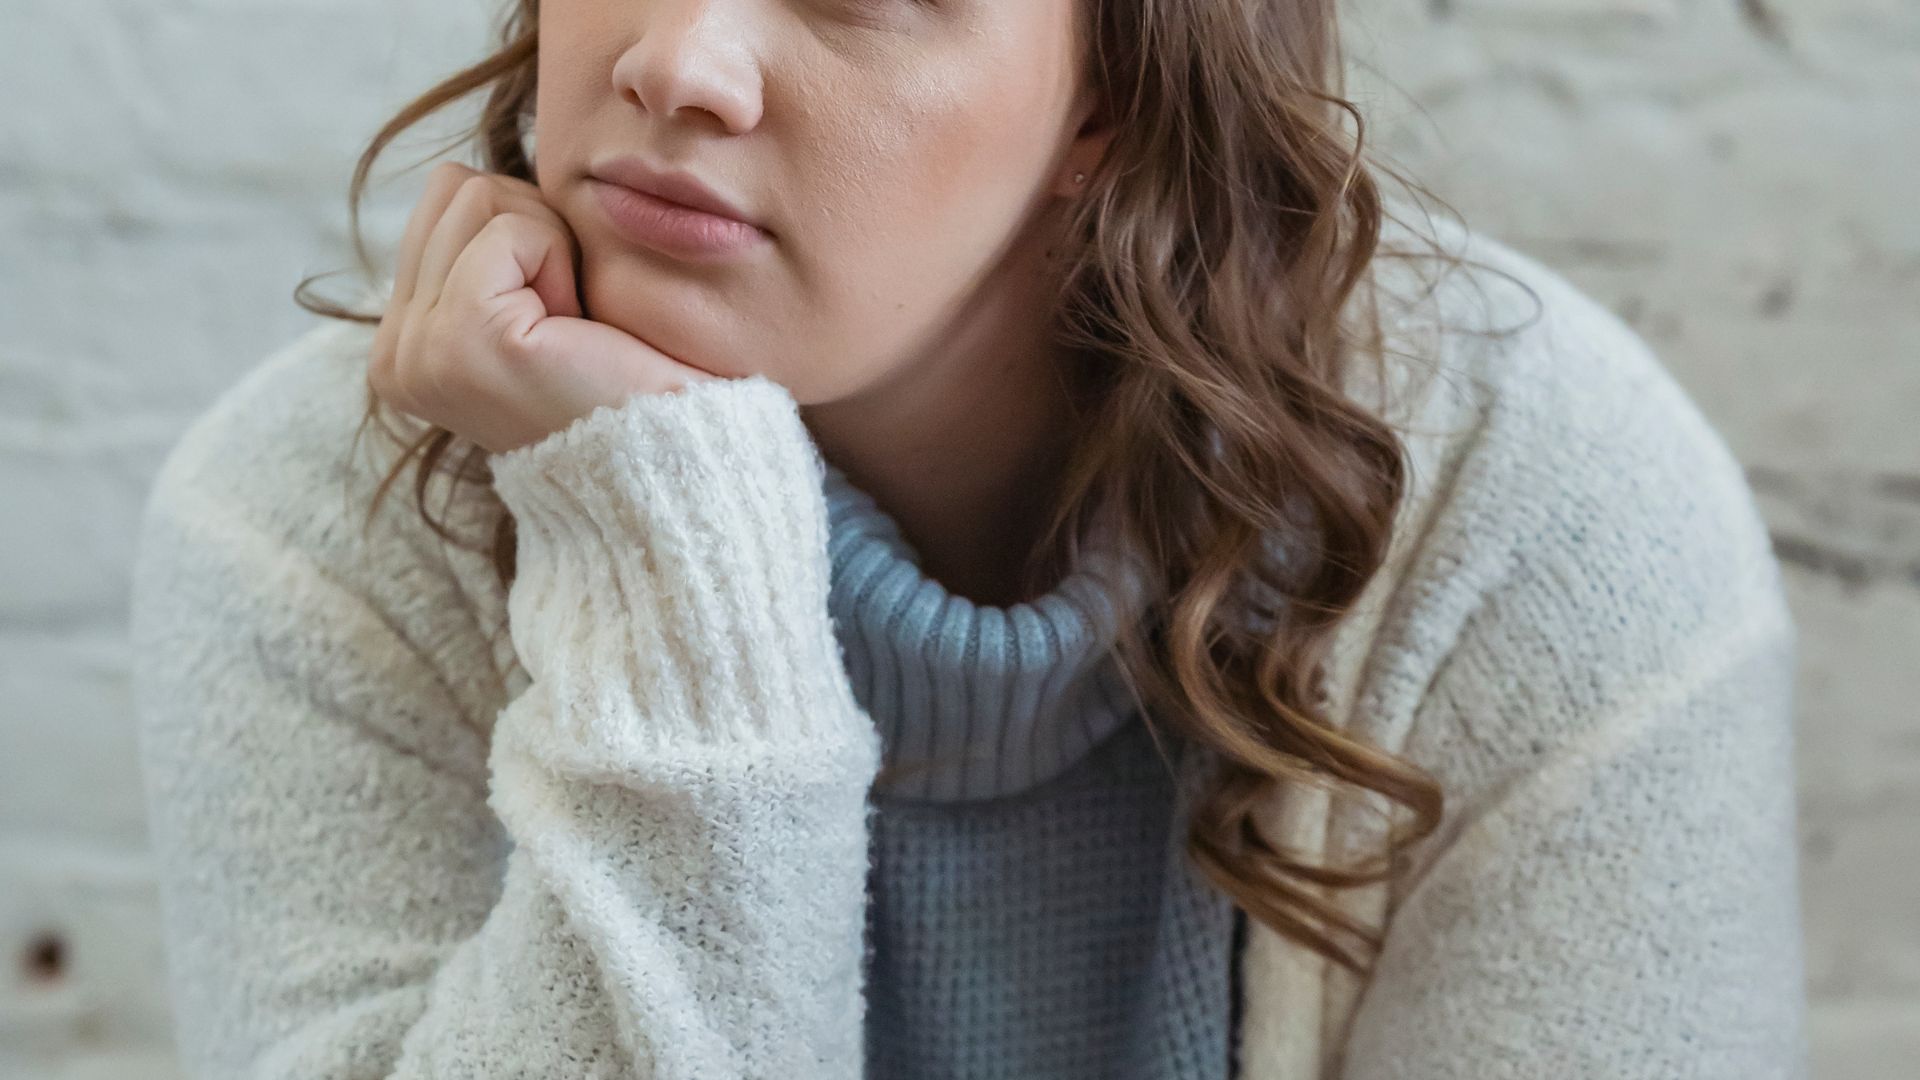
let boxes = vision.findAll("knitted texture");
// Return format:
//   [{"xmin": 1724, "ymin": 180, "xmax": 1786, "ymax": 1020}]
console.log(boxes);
[
  {"xmin": 820, "ymin": 449, "xmax": 1239, "ymax": 1076},
  {"xmin": 128, "ymin": 218, "xmax": 1807, "ymax": 1080},
  {"xmin": 134, "ymin": 366, "xmax": 881, "ymax": 1078},
  {"xmin": 1235, "ymin": 223, "xmax": 1806, "ymax": 1080},
  {"xmin": 822, "ymin": 456, "xmax": 1157, "ymax": 801},
  {"xmin": 863, "ymin": 718, "xmax": 1238, "ymax": 1079}
]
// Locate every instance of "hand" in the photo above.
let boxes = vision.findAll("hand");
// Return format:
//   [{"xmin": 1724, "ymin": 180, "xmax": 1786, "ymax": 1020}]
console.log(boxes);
[{"xmin": 368, "ymin": 161, "xmax": 722, "ymax": 455}]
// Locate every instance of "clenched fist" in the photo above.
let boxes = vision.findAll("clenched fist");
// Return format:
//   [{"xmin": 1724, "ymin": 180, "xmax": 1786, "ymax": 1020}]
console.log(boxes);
[{"xmin": 368, "ymin": 161, "xmax": 721, "ymax": 455}]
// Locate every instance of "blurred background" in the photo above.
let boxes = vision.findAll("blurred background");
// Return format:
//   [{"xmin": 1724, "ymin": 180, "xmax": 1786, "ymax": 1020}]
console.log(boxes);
[{"xmin": 2, "ymin": 0, "xmax": 1913, "ymax": 1075}]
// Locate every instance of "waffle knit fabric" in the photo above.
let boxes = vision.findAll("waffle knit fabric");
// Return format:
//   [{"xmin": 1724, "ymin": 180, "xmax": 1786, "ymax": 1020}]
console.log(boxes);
[
  {"xmin": 129, "ymin": 217, "xmax": 1808, "ymax": 1079},
  {"xmin": 821, "ymin": 455, "xmax": 1241, "ymax": 1077}
]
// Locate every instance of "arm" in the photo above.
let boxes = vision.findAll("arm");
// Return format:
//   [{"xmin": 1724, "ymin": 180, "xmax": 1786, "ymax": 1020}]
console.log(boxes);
[
  {"xmin": 1340, "ymin": 596, "xmax": 1805, "ymax": 1079},
  {"xmin": 131, "ymin": 371, "xmax": 880, "ymax": 1079},
  {"xmin": 1334, "ymin": 423, "xmax": 1809, "ymax": 1078}
]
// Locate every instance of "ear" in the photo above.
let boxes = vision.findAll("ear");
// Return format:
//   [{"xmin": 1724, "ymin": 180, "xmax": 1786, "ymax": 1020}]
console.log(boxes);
[{"xmin": 1050, "ymin": 91, "xmax": 1115, "ymax": 198}]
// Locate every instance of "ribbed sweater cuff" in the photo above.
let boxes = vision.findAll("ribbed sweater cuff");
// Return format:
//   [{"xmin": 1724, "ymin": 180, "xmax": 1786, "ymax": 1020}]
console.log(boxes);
[{"xmin": 486, "ymin": 374, "xmax": 874, "ymax": 763}]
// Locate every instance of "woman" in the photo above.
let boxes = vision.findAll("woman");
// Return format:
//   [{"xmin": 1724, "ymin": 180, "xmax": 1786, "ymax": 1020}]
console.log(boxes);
[{"xmin": 128, "ymin": 0, "xmax": 1809, "ymax": 1077}]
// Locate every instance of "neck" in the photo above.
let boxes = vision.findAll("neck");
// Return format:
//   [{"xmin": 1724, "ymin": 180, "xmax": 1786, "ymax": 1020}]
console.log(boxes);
[
  {"xmin": 799, "ymin": 242, "xmax": 1085, "ymax": 608},
  {"xmin": 820, "ymin": 416, "xmax": 1079, "ymax": 608}
]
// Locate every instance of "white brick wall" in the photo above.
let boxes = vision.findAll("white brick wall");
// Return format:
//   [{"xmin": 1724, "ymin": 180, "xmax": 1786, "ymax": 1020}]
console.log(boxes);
[{"xmin": 3, "ymin": 1, "xmax": 1911, "ymax": 1076}]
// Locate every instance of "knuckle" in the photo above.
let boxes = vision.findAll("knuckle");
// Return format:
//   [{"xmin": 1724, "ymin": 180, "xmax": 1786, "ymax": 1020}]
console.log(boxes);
[
  {"xmin": 435, "ymin": 175, "xmax": 488, "ymax": 223},
  {"xmin": 454, "ymin": 172, "xmax": 496, "ymax": 206},
  {"xmin": 475, "ymin": 209, "xmax": 514, "ymax": 236},
  {"xmin": 423, "ymin": 162, "xmax": 470, "ymax": 205},
  {"xmin": 429, "ymin": 160, "xmax": 474, "ymax": 187},
  {"xmin": 479, "ymin": 210, "xmax": 530, "ymax": 245},
  {"xmin": 482, "ymin": 303, "xmax": 529, "ymax": 356}
]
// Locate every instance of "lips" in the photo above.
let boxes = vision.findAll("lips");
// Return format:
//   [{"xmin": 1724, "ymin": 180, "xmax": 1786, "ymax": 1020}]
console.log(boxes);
[
  {"xmin": 589, "ymin": 176, "xmax": 771, "ymax": 260},
  {"xmin": 588, "ymin": 156, "xmax": 765, "ymax": 231}
]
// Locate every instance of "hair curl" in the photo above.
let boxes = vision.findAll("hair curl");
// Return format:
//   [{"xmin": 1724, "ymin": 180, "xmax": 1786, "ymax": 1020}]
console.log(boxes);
[{"xmin": 297, "ymin": 0, "xmax": 1449, "ymax": 975}]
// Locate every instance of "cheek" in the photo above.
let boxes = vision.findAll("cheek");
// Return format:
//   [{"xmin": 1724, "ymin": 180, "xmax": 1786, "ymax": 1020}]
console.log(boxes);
[
  {"xmin": 530, "ymin": 74, "xmax": 581, "ymax": 195},
  {"xmin": 850, "ymin": 67, "xmax": 1057, "ymax": 224},
  {"xmin": 530, "ymin": 11, "xmax": 623, "ymax": 185},
  {"xmin": 762, "ymin": 74, "xmax": 1063, "ymax": 398},
  {"xmin": 789, "ymin": 46, "xmax": 1072, "ymax": 298}
]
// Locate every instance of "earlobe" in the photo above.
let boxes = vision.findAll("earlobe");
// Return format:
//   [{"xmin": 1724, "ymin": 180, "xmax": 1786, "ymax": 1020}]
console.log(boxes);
[{"xmin": 1058, "ymin": 120, "xmax": 1114, "ymax": 197}]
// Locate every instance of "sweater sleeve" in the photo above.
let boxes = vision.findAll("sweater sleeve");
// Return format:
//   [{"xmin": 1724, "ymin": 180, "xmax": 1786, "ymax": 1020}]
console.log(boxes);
[
  {"xmin": 130, "ymin": 370, "xmax": 882, "ymax": 1080},
  {"xmin": 1333, "ymin": 372, "xmax": 1809, "ymax": 1077}
]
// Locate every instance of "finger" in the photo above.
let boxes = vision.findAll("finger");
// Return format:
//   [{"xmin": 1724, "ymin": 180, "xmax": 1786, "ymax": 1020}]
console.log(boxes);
[
  {"xmin": 372, "ymin": 162, "xmax": 475, "ymax": 374},
  {"xmin": 409, "ymin": 174, "xmax": 502, "ymax": 318},
  {"xmin": 390, "ymin": 162, "xmax": 478, "ymax": 313},
  {"xmin": 440, "ymin": 211, "xmax": 584, "ymax": 351},
  {"xmin": 443, "ymin": 215, "xmax": 710, "ymax": 416},
  {"xmin": 426, "ymin": 216, "xmax": 589, "ymax": 448},
  {"xmin": 412, "ymin": 175, "xmax": 580, "ymax": 319},
  {"xmin": 457, "ymin": 172, "xmax": 575, "ymax": 249},
  {"xmin": 518, "ymin": 215, "xmax": 582, "ymax": 320},
  {"xmin": 479, "ymin": 181, "xmax": 582, "ymax": 317}
]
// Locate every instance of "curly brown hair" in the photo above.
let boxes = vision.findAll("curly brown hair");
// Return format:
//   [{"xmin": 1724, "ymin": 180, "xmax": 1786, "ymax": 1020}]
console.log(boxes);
[{"xmin": 296, "ymin": 0, "xmax": 1453, "ymax": 976}]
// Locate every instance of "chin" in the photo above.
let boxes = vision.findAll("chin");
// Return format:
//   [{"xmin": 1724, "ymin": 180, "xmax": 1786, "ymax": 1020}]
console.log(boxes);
[{"xmin": 572, "ymin": 253, "xmax": 813, "ymax": 392}]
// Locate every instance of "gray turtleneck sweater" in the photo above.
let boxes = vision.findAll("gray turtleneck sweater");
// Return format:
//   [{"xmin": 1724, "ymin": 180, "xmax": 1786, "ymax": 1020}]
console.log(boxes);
[{"xmin": 821, "ymin": 458, "xmax": 1241, "ymax": 1077}]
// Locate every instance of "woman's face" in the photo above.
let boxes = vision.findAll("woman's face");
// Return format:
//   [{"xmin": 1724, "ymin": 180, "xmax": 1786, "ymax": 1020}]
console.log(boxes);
[{"xmin": 533, "ymin": 0, "xmax": 1108, "ymax": 406}]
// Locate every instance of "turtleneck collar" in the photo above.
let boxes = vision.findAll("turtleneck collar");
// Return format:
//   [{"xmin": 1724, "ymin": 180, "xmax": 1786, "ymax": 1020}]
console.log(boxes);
[{"xmin": 819, "ymin": 458, "xmax": 1159, "ymax": 803}]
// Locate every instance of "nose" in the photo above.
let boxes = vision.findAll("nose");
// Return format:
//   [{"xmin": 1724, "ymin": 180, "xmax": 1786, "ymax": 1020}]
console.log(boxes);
[{"xmin": 610, "ymin": 0, "xmax": 764, "ymax": 135}]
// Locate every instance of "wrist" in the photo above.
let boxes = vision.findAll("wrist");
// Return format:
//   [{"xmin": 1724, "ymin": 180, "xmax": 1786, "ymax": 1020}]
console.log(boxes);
[{"xmin": 487, "ymin": 375, "xmax": 869, "ymax": 756}]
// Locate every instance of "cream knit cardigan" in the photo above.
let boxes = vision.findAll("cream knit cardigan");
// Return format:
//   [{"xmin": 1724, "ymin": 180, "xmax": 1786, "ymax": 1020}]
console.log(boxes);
[{"xmin": 129, "ymin": 219, "xmax": 1809, "ymax": 1079}]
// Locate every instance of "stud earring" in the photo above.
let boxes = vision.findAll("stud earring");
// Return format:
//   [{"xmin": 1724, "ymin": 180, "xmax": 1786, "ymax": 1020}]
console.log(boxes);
[{"xmin": 1072, "ymin": 170, "xmax": 1088, "ymax": 185}]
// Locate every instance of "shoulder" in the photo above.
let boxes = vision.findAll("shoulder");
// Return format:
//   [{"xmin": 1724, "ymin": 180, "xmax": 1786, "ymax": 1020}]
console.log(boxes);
[
  {"xmin": 1392, "ymin": 210, "xmax": 1785, "ymax": 615},
  {"xmin": 132, "ymin": 314, "xmax": 517, "ymax": 733},
  {"xmin": 1328, "ymin": 208, "xmax": 1794, "ymax": 762},
  {"xmin": 144, "ymin": 316, "xmax": 382, "ymax": 527},
  {"xmin": 1367, "ymin": 206, "xmax": 1726, "ymax": 467}
]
